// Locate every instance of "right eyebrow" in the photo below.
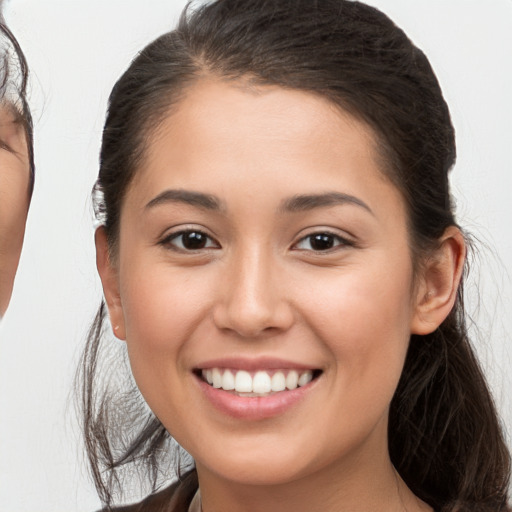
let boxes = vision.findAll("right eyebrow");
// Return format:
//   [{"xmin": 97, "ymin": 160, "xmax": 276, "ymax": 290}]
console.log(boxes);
[
  {"xmin": 279, "ymin": 192, "xmax": 374, "ymax": 216},
  {"xmin": 144, "ymin": 189, "xmax": 224, "ymax": 211}
]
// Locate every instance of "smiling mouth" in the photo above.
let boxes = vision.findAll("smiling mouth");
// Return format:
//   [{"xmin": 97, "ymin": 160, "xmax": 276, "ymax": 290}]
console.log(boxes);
[{"xmin": 197, "ymin": 368, "xmax": 322, "ymax": 397}]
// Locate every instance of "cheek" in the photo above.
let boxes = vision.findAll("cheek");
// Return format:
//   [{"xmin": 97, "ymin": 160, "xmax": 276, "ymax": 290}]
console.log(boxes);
[
  {"xmin": 118, "ymin": 250, "xmax": 218, "ymax": 407},
  {"xmin": 119, "ymin": 270, "xmax": 201, "ymax": 434},
  {"xmin": 0, "ymin": 158, "xmax": 30, "ymax": 237},
  {"xmin": 120, "ymin": 248, "xmax": 207, "ymax": 346},
  {"xmin": 296, "ymin": 256, "xmax": 414, "ymax": 395}
]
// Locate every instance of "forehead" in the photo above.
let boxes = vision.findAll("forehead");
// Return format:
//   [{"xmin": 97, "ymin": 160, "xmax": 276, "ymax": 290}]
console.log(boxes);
[{"xmin": 127, "ymin": 78, "xmax": 397, "ymax": 213}]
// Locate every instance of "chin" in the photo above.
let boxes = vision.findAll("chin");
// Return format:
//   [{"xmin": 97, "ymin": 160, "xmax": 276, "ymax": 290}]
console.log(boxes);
[
  {"xmin": 192, "ymin": 435, "xmax": 339, "ymax": 488},
  {"xmin": 202, "ymin": 458, "xmax": 309, "ymax": 487}
]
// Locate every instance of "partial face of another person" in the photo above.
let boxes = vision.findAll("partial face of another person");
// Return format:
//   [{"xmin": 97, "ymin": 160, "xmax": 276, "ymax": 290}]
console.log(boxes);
[
  {"xmin": 97, "ymin": 80, "xmax": 460, "ymax": 487},
  {"xmin": 0, "ymin": 104, "xmax": 30, "ymax": 317}
]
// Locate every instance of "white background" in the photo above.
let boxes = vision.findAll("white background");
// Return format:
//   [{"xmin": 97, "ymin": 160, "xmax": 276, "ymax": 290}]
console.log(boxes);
[{"xmin": 0, "ymin": 1, "xmax": 511, "ymax": 510}]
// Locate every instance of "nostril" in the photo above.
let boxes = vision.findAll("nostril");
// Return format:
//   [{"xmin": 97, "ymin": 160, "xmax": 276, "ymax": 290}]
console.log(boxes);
[{"xmin": 212, "ymin": 301, "xmax": 295, "ymax": 339}]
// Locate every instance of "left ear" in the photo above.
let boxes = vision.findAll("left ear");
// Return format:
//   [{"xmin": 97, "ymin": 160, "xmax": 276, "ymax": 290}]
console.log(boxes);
[{"xmin": 411, "ymin": 226, "xmax": 466, "ymax": 335}]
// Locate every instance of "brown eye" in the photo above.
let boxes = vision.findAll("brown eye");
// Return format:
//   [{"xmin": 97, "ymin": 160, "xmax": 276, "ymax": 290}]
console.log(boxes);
[
  {"xmin": 294, "ymin": 232, "xmax": 351, "ymax": 252},
  {"xmin": 164, "ymin": 230, "xmax": 219, "ymax": 251},
  {"xmin": 309, "ymin": 234, "xmax": 335, "ymax": 251},
  {"xmin": 181, "ymin": 232, "xmax": 208, "ymax": 249}
]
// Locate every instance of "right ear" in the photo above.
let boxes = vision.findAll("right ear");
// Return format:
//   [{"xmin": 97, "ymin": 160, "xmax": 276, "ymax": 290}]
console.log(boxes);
[{"xmin": 95, "ymin": 227, "xmax": 126, "ymax": 340}]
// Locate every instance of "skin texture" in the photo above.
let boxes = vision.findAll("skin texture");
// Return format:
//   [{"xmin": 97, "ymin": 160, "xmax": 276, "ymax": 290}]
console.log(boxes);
[
  {"xmin": 97, "ymin": 80, "xmax": 465, "ymax": 512},
  {"xmin": 0, "ymin": 103, "xmax": 30, "ymax": 317}
]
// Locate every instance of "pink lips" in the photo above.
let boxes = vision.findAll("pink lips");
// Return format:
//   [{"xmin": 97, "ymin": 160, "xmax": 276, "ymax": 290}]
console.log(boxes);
[{"xmin": 194, "ymin": 357, "xmax": 321, "ymax": 420}]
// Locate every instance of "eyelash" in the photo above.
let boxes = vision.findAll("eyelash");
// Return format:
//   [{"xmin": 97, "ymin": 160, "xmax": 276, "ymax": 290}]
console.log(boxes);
[{"xmin": 160, "ymin": 229, "xmax": 354, "ymax": 253}]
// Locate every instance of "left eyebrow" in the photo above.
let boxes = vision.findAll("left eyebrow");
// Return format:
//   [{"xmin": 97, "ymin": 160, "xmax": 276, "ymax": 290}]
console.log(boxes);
[
  {"xmin": 144, "ymin": 189, "xmax": 223, "ymax": 211},
  {"xmin": 279, "ymin": 192, "xmax": 374, "ymax": 215}
]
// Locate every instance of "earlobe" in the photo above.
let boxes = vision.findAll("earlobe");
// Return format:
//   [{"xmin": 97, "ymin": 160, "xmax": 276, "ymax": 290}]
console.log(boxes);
[
  {"xmin": 95, "ymin": 227, "xmax": 126, "ymax": 340},
  {"xmin": 411, "ymin": 226, "xmax": 466, "ymax": 335}
]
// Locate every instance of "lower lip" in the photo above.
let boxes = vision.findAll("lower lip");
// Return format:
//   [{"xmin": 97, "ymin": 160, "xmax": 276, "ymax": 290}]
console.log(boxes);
[{"xmin": 195, "ymin": 374, "xmax": 318, "ymax": 420}]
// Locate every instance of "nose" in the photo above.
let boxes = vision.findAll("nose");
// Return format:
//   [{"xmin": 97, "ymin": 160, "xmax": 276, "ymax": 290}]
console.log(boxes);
[{"xmin": 212, "ymin": 246, "xmax": 294, "ymax": 338}]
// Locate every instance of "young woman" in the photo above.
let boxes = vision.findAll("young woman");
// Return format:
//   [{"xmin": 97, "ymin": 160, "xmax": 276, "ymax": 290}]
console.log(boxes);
[
  {"xmin": 80, "ymin": 1, "xmax": 511, "ymax": 511},
  {"xmin": 0, "ymin": 16, "xmax": 34, "ymax": 319}
]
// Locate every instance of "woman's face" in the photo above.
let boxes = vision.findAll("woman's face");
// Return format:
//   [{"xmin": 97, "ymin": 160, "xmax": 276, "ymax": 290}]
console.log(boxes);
[
  {"xmin": 101, "ymin": 80, "xmax": 429, "ymax": 486},
  {"xmin": 0, "ymin": 104, "xmax": 30, "ymax": 317}
]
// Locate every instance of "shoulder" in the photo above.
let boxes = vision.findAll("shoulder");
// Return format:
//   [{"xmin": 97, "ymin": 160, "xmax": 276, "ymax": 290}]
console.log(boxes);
[{"xmin": 96, "ymin": 469, "xmax": 198, "ymax": 512}]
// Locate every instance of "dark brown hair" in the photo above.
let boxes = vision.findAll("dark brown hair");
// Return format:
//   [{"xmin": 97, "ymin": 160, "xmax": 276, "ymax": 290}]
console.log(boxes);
[{"xmin": 79, "ymin": 1, "xmax": 511, "ymax": 510}]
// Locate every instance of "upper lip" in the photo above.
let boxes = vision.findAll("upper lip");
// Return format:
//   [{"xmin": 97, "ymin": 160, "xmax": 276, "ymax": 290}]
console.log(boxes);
[{"xmin": 194, "ymin": 357, "xmax": 320, "ymax": 372}]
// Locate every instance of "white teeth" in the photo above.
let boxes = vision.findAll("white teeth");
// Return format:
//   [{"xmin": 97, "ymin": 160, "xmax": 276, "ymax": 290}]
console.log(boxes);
[
  {"xmin": 222, "ymin": 369, "xmax": 235, "ymax": 391},
  {"xmin": 271, "ymin": 371, "xmax": 286, "ymax": 392},
  {"xmin": 212, "ymin": 368, "xmax": 222, "ymax": 388},
  {"xmin": 234, "ymin": 370, "xmax": 253, "ymax": 392},
  {"xmin": 298, "ymin": 370, "xmax": 313, "ymax": 387},
  {"xmin": 286, "ymin": 370, "xmax": 299, "ymax": 390},
  {"xmin": 253, "ymin": 371, "xmax": 272, "ymax": 394},
  {"xmin": 202, "ymin": 368, "xmax": 317, "ymax": 394}
]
